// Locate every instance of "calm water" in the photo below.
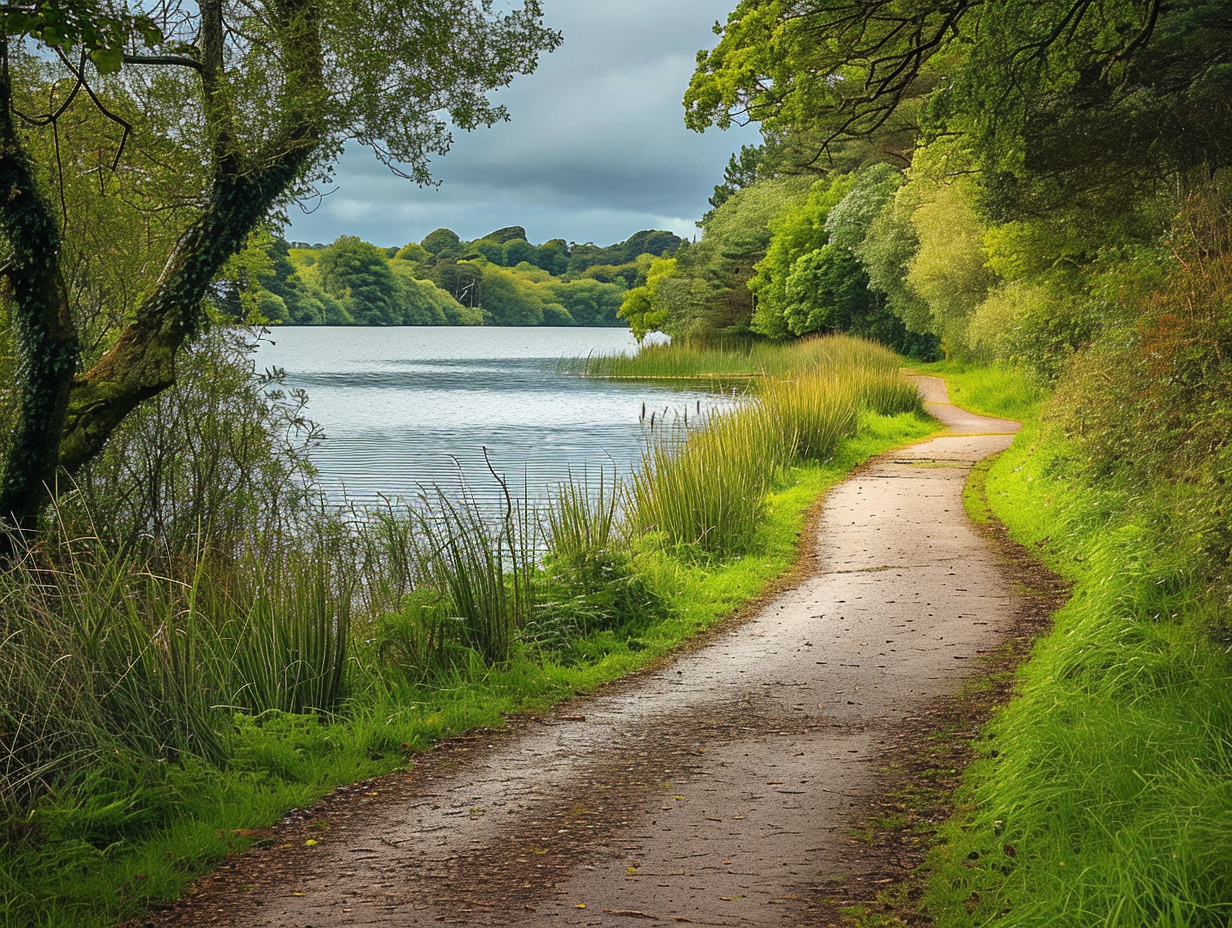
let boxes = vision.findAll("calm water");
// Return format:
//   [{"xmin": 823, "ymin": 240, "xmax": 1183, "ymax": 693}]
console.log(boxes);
[{"xmin": 256, "ymin": 327, "xmax": 732, "ymax": 509}]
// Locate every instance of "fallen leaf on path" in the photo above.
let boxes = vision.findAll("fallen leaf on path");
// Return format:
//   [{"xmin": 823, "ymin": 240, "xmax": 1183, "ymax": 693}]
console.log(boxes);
[{"xmin": 602, "ymin": 910, "xmax": 660, "ymax": 920}]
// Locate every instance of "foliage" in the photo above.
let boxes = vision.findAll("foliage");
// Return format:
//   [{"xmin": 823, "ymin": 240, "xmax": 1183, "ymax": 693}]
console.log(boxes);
[
  {"xmin": 61, "ymin": 327, "xmax": 321, "ymax": 561},
  {"xmin": 749, "ymin": 175, "xmax": 854, "ymax": 336},
  {"xmin": 619, "ymin": 257, "xmax": 678, "ymax": 341},
  {"xmin": 651, "ymin": 175, "xmax": 813, "ymax": 340},
  {"xmin": 0, "ymin": 1, "xmax": 562, "ymax": 535},
  {"xmin": 904, "ymin": 174, "xmax": 997, "ymax": 355},
  {"xmin": 316, "ymin": 237, "xmax": 406, "ymax": 325}
]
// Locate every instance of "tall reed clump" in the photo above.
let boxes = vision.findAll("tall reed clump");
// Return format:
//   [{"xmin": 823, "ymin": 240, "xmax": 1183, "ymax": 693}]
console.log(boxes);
[
  {"xmin": 533, "ymin": 470, "xmax": 666, "ymax": 646},
  {"xmin": 568, "ymin": 334, "xmax": 874, "ymax": 380},
  {"xmin": 404, "ymin": 487, "xmax": 537, "ymax": 666},
  {"xmin": 0, "ymin": 518, "xmax": 358, "ymax": 812},
  {"xmin": 222, "ymin": 546, "xmax": 355, "ymax": 716},
  {"xmin": 760, "ymin": 373, "xmax": 860, "ymax": 462},
  {"xmin": 628, "ymin": 405, "xmax": 789, "ymax": 556}
]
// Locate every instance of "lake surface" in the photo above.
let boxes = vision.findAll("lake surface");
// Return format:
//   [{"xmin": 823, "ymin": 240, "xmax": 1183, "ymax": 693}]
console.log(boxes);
[{"xmin": 256, "ymin": 327, "xmax": 732, "ymax": 510}]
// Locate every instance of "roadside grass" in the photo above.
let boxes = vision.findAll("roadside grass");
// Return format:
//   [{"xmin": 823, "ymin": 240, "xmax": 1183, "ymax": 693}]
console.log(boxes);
[
  {"xmin": 1, "ymin": 337, "xmax": 936, "ymax": 928},
  {"xmin": 921, "ymin": 420, "xmax": 1232, "ymax": 927},
  {"xmin": 907, "ymin": 358, "xmax": 1045, "ymax": 422}
]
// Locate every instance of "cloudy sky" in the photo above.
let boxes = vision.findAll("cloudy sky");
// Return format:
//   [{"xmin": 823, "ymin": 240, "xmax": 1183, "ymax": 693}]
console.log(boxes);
[{"xmin": 284, "ymin": 1, "xmax": 758, "ymax": 250}]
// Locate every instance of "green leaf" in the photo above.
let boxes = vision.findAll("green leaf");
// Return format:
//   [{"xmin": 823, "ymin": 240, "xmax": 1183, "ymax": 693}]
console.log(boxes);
[{"xmin": 89, "ymin": 46, "xmax": 124, "ymax": 75}]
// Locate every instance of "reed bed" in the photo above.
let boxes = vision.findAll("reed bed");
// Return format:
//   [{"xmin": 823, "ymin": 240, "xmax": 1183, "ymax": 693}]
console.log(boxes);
[
  {"xmin": 570, "ymin": 333, "xmax": 915, "ymax": 386},
  {"xmin": 0, "ymin": 531, "xmax": 356, "ymax": 811},
  {"xmin": 618, "ymin": 336, "xmax": 921, "ymax": 555},
  {"xmin": 628, "ymin": 405, "xmax": 789, "ymax": 555},
  {"xmin": 760, "ymin": 373, "xmax": 860, "ymax": 462}
]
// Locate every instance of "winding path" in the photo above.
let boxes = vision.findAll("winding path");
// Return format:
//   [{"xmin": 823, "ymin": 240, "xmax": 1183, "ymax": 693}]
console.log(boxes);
[{"xmin": 160, "ymin": 376, "xmax": 1021, "ymax": 928}]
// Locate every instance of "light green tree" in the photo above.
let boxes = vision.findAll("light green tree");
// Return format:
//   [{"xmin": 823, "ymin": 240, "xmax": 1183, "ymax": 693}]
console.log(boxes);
[{"xmin": 619, "ymin": 257, "xmax": 678, "ymax": 341}]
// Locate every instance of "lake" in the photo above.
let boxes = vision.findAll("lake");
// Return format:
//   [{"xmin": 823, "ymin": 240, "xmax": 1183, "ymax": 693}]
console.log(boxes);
[{"xmin": 255, "ymin": 327, "xmax": 732, "ymax": 510}]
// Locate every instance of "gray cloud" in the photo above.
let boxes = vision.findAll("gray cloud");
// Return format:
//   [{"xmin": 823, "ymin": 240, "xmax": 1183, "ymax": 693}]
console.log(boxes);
[{"xmin": 286, "ymin": 0, "xmax": 757, "ymax": 248}]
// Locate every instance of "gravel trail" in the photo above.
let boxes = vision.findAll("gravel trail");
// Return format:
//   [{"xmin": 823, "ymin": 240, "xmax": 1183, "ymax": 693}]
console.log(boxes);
[{"xmin": 153, "ymin": 375, "xmax": 1021, "ymax": 928}]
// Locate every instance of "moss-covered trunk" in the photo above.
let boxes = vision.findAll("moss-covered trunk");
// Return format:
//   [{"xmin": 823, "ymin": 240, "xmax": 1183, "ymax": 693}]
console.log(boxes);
[{"xmin": 0, "ymin": 40, "xmax": 79, "ymax": 543}]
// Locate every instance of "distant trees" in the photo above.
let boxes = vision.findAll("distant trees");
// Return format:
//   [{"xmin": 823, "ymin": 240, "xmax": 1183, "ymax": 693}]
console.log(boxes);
[{"xmin": 217, "ymin": 226, "xmax": 678, "ymax": 330}]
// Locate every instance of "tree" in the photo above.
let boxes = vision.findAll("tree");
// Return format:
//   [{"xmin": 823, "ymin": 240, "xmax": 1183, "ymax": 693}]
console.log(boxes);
[
  {"xmin": 619, "ymin": 257, "xmax": 678, "ymax": 341},
  {"xmin": 421, "ymin": 228, "xmax": 464, "ymax": 257},
  {"xmin": 749, "ymin": 175, "xmax": 853, "ymax": 336},
  {"xmin": 0, "ymin": 1, "xmax": 559, "ymax": 537},
  {"xmin": 905, "ymin": 177, "xmax": 997, "ymax": 354},
  {"xmin": 316, "ymin": 236, "xmax": 404, "ymax": 325},
  {"xmin": 476, "ymin": 263, "xmax": 545, "ymax": 326},
  {"xmin": 685, "ymin": 0, "xmax": 948, "ymax": 157},
  {"xmin": 687, "ymin": 0, "xmax": 1230, "ymax": 221},
  {"xmin": 533, "ymin": 239, "xmax": 570, "ymax": 275},
  {"xmin": 707, "ymin": 143, "xmax": 766, "ymax": 215},
  {"xmin": 546, "ymin": 278, "xmax": 625, "ymax": 326}
]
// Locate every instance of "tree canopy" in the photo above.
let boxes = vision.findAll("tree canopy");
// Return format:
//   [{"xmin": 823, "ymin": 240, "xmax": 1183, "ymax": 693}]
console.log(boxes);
[{"xmin": 0, "ymin": 1, "xmax": 561, "ymax": 537}]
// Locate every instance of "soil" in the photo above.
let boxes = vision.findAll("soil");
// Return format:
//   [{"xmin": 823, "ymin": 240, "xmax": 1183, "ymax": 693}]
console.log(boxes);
[{"xmin": 132, "ymin": 376, "xmax": 1062, "ymax": 928}]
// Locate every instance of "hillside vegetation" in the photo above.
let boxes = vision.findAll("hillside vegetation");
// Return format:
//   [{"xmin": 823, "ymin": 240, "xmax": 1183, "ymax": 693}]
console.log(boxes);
[{"xmin": 218, "ymin": 227, "xmax": 682, "ymax": 328}]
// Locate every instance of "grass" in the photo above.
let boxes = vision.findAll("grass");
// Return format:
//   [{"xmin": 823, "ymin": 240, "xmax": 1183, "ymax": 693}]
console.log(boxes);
[
  {"xmin": 569, "ymin": 332, "xmax": 913, "ymax": 384},
  {"xmin": 920, "ymin": 420, "xmax": 1232, "ymax": 927},
  {"xmin": 907, "ymin": 357, "xmax": 1046, "ymax": 422}
]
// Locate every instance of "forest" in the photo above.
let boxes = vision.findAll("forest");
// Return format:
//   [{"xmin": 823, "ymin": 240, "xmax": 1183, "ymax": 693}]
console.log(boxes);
[
  {"xmin": 0, "ymin": 0, "xmax": 1230, "ymax": 925},
  {"xmin": 220, "ymin": 227, "xmax": 683, "ymax": 327}
]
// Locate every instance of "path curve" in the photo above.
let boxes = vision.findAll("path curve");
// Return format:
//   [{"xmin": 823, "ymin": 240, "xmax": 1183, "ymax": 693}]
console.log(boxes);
[{"xmin": 157, "ymin": 376, "xmax": 1021, "ymax": 928}]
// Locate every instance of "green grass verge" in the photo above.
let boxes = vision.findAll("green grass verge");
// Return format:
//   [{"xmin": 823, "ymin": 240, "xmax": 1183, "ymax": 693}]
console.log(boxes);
[
  {"xmin": 3, "ymin": 410, "xmax": 936, "ymax": 928},
  {"xmin": 922, "ymin": 419, "xmax": 1232, "ymax": 927},
  {"xmin": 907, "ymin": 358, "xmax": 1046, "ymax": 423}
]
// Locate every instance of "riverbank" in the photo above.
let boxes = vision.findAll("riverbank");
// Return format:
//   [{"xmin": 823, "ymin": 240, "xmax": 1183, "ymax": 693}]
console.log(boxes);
[
  {"xmin": 2, "ymin": 337, "xmax": 933, "ymax": 928},
  {"xmin": 119, "ymin": 375, "xmax": 1021, "ymax": 927}
]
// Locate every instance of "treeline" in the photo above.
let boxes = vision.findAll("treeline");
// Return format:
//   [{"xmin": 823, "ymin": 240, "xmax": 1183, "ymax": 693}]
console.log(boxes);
[
  {"xmin": 618, "ymin": 157, "xmax": 942, "ymax": 359},
  {"xmin": 215, "ymin": 226, "xmax": 682, "ymax": 328}
]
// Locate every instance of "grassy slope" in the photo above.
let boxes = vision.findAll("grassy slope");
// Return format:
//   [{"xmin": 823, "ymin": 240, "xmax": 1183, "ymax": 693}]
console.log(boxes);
[
  {"xmin": 907, "ymin": 358, "xmax": 1046, "ymax": 421},
  {"xmin": 921, "ymin": 371, "xmax": 1232, "ymax": 927},
  {"xmin": 5, "ymin": 412, "xmax": 935, "ymax": 928}
]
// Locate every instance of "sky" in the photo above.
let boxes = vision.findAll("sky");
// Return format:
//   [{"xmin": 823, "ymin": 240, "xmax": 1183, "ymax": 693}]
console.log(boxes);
[{"xmin": 284, "ymin": 1, "xmax": 759, "ymax": 250}]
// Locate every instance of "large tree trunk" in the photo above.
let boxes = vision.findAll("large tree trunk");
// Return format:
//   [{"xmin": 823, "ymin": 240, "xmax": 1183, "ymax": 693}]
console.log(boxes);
[
  {"xmin": 0, "ymin": 0, "xmax": 324, "ymax": 549},
  {"xmin": 0, "ymin": 39, "xmax": 79, "ymax": 546},
  {"xmin": 58, "ymin": 157, "xmax": 312, "ymax": 475}
]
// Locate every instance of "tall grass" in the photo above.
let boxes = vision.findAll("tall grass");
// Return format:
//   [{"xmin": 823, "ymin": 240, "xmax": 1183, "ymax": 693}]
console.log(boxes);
[
  {"xmin": 760, "ymin": 374, "xmax": 860, "ymax": 462},
  {"xmin": 409, "ymin": 486, "xmax": 536, "ymax": 665},
  {"xmin": 571, "ymin": 332, "xmax": 915, "ymax": 385},
  {"xmin": 545, "ymin": 469, "xmax": 619, "ymax": 566},
  {"xmin": 620, "ymin": 336, "xmax": 922, "ymax": 555},
  {"xmin": 628, "ymin": 405, "xmax": 789, "ymax": 555},
  {"xmin": 0, "ymin": 521, "xmax": 356, "ymax": 812}
]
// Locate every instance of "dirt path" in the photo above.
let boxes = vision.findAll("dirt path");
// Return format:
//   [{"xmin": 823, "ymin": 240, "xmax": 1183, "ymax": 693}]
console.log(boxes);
[{"xmin": 151, "ymin": 376, "xmax": 1022, "ymax": 928}]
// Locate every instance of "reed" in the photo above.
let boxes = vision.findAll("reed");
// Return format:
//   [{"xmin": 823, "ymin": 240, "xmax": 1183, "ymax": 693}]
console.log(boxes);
[
  {"xmin": 223, "ymin": 551, "xmax": 354, "ymax": 717},
  {"xmin": 570, "ymin": 333, "xmax": 916, "ymax": 385},
  {"xmin": 0, "ymin": 517, "xmax": 359, "ymax": 810},
  {"xmin": 628, "ymin": 404, "xmax": 789, "ymax": 556},
  {"xmin": 409, "ymin": 485, "xmax": 537, "ymax": 665},
  {"xmin": 544, "ymin": 468, "xmax": 619, "ymax": 567},
  {"xmin": 760, "ymin": 373, "xmax": 860, "ymax": 462}
]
